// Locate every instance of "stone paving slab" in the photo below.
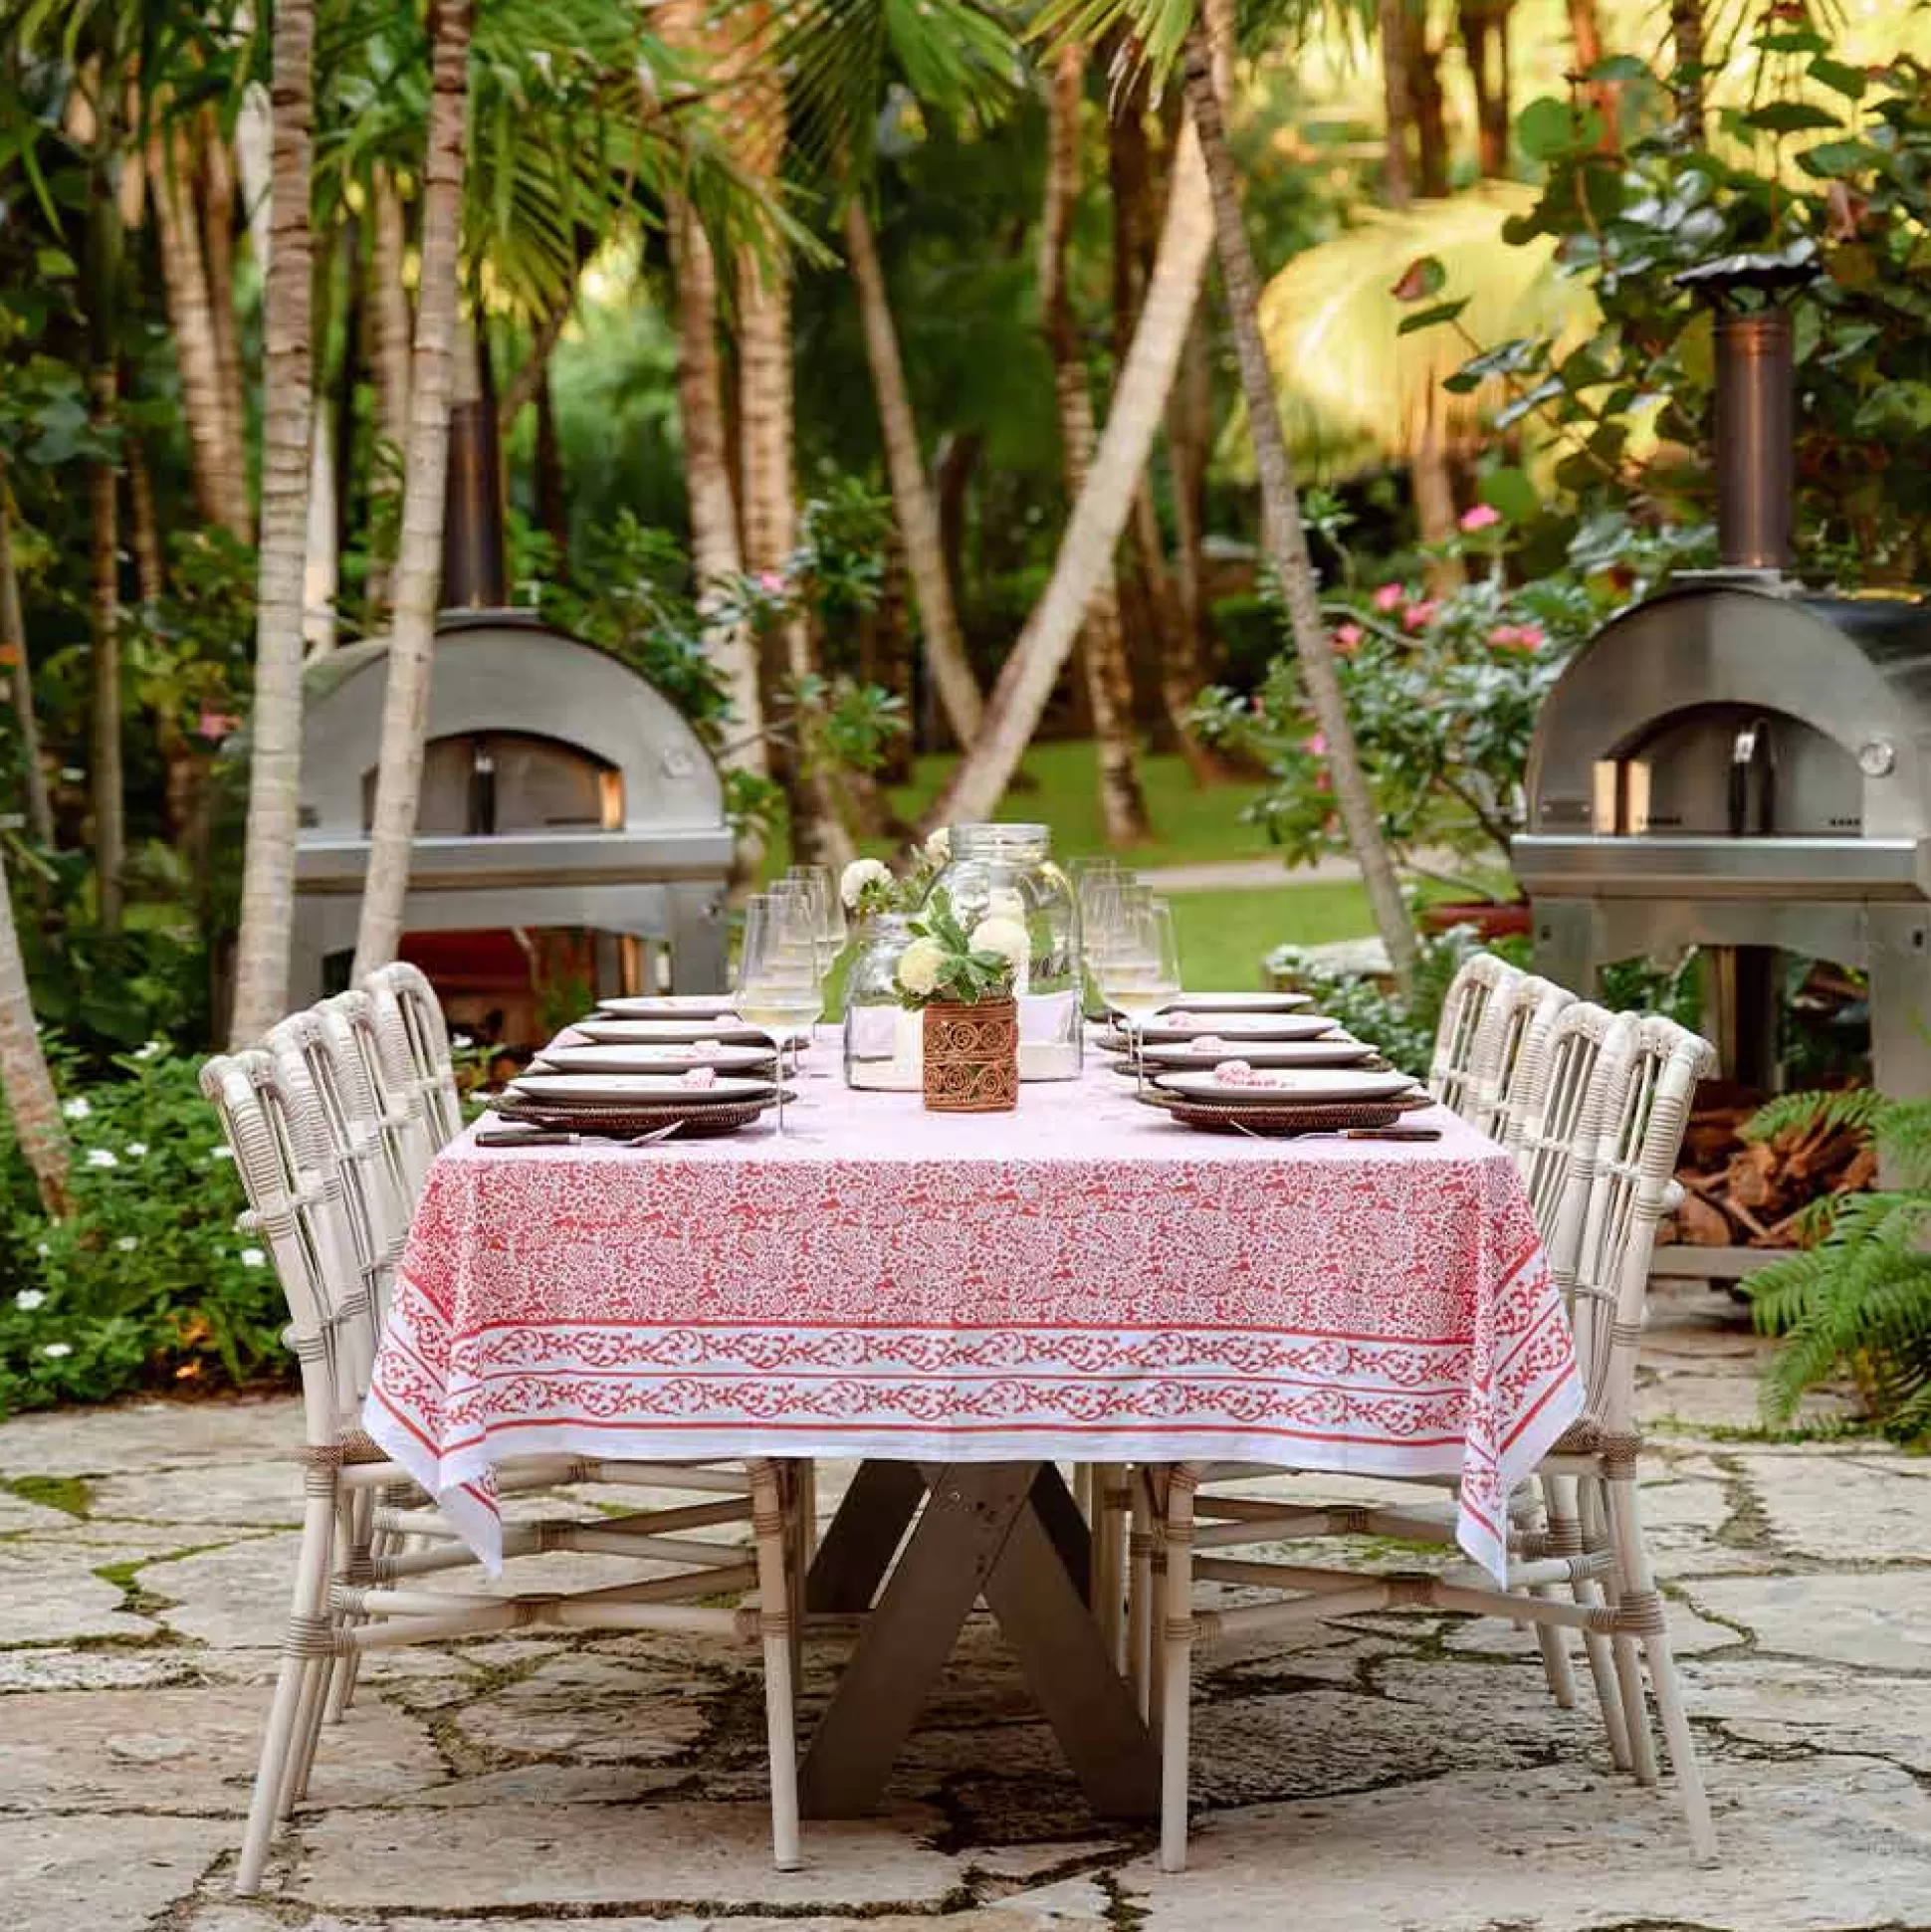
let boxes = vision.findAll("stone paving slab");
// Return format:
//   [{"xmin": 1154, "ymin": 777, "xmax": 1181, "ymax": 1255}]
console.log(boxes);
[{"xmin": 2, "ymin": 1282, "xmax": 1928, "ymax": 1930}]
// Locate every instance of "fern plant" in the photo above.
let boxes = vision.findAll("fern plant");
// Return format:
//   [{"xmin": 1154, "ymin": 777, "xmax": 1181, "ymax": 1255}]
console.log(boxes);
[{"xmin": 1745, "ymin": 1089, "xmax": 1931, "ymax": 1442}]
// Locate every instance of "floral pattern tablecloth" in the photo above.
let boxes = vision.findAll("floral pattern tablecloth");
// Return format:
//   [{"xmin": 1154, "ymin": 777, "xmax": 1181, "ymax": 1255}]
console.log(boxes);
[{"xmin": 365, "ymin": 1053, "xmax": 1582, "ymax": 1581}]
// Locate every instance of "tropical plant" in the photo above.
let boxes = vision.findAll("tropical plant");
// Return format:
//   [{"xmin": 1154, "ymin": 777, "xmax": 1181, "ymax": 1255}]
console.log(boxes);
[{"xmin": 1746, "ymin": 1088, "xmax": 1931, "ymax": 1443}]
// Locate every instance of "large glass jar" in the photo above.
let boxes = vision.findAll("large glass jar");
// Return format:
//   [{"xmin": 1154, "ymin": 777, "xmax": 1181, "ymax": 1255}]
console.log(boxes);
[
  {"xmin": 926, "ymin": 823, "xmax": 1082, "ymax": 1081},
  {"xmin": 842, "ymin": 913, "xmax": 925, "ymax": 1091}
]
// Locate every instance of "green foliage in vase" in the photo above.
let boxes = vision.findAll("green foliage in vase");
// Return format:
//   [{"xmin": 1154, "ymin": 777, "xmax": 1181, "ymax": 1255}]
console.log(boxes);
[
  {"xmin": 0, "ymin": 1042, "xmax": 291, "ymax": 1417},
  {"xmin": 1746, "ymin": 1089, "xmax": 1931, "ymax": 1443},
  {"xmin": 894, "ymin": 887, "xmax": 1022, "ymax": 1009}
]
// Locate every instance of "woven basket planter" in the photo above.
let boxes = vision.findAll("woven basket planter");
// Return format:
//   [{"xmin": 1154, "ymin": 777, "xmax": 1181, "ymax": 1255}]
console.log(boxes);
[{"xmin": 922, "ymin": 997, "xmax": 1019, "ymax": 1113}]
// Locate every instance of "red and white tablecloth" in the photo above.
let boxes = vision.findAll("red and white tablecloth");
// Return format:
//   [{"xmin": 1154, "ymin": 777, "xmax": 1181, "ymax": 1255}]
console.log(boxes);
[{"xmin": 365, "ymin": 1054, "xmax": 1583, "ymax": 1583}]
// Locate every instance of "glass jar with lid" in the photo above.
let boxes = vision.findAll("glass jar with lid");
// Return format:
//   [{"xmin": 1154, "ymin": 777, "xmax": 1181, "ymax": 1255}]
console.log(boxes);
[
  {"xmin": 925, "ymin": 822, "xmax": 1082, "ymax": 1080},
  {"xmin": 841, "ymin": 912, "xmax": 924, "ymax": 1090}
]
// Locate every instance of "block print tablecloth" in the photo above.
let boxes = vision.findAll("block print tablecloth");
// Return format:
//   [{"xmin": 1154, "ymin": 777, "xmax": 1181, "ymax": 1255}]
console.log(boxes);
[{"xmin": 365, "ymin": 1056, "xmax": 1583, "ymax": 1582}]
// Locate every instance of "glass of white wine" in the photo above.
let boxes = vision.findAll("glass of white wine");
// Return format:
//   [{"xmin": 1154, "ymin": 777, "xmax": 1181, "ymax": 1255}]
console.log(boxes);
[
  {"xmin": 736, "ymin": 894, "xmax": 825, "ymax": 1136},
  {"xmin": 1095, "ymin": 898, "xmax": 1181, "ymax": 1095}
]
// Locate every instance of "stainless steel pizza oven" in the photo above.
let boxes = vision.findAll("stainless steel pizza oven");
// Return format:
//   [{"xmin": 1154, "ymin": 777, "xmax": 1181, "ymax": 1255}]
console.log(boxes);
[
  {"xmin": 1512, "ymin": 274, "xmax": 1931, "ymax": 1099},
  {"xmin": 290, "ymin": 403, "xmax": 733, "ymax": 1015}
]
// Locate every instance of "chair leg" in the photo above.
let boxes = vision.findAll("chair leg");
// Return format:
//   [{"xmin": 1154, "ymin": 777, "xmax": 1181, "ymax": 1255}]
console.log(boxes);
[
  {"xmin": 1594, "ymin": 1478, "xmax": 1657, "ymax": 1784},
  {"xmin": 1608, "ymin": 1474, "xmax": 1718, "ymax": 1864},
  {"xmin": 236, "ymin": 1481, "xmax": 336, "ymax": 1893},
  {"xmin": 1092, "ymin": 1463, "xmax": 1127, "ymax": 1671},
  {"xmin": 1128, "ymin": 1472, "xmax": 1153, "ymax": 1722},
  {"xmin": 751, "ymin": 1460, "xmax": 802, "ymax": 1872},
  {"xmin": 1528, "ymin": 1477, "xmax": 1578, "ymax": 1708},
  {"xmin": 1564, "ymin": 1476, "xmax": 1632, "ymax": 1772},
  {"xmin": 1158, "ymin": 1467, "xmax": 1197, "ymax": 1876}
]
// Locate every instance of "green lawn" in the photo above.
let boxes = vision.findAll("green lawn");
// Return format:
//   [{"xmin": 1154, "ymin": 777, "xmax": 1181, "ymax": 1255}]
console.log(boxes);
[{"xmin": 1164, "ymin": 881, "xmax": 1381, "ymax": 989}]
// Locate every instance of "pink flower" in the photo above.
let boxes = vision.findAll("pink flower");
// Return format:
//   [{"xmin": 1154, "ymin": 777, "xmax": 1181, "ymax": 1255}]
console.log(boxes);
[
  {"xmin": 1459, "ymin": 503, "xmax": 1502, "ymax": 532},
  {"xmin": 756, "ymin": 569, "xmax": 787, "ymax": 596},
  {"xmin": 1334, "ymin": 622, "xmax": 1364, "ymax": 652},
  {"xmin": 1402, "ymin": 599, "xmax": 1441, "ymax": 631},
  {"xmin": 1372, "ymin": 582, "xmax": 1405, "ymax": 612},
  {"xmin": 1489, "ymin": 623, "xmax": 1546, "ymax": 653},
  {"xmin": 1303, "ymin": 732, "xmax": 1328, "ymax": 757},
  {"xmin": 196, "ymin": 710, "xmax": 241, "ymax": 742}
]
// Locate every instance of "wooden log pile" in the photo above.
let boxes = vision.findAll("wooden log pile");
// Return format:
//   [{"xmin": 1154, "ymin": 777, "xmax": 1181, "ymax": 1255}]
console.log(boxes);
[{"xmin": 1661, "ymin": 1079, "xmax": 1878, "ymax": 1249}]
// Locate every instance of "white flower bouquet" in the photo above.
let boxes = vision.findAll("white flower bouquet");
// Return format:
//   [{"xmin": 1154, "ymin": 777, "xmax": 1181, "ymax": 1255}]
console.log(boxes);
[{"xmin": 893, "ymin": 891, "xmax": 1027, "ymax": 1011}]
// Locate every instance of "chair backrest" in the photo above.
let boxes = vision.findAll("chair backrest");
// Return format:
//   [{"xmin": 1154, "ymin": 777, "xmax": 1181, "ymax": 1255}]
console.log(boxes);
[
  {"xmin": 1482, "ymin": 975, "xmax": 1579, "ymax": 1152},
  {"xmin": 363, "ymin": 962, "xmax": 464, "ymax": 1154},
  {"xmin": 1571, "ymin": 1014, "xmax": 1717, "ymax": 1430},
  {"xmin": 1515, "ymin": 999, "xmax": 1629, "ymax": 1241},
  {"xmin": 199, "ymin": 1049, "xmax": 371, "ymax": 1444},
  {"xmin": 326, "ymin": 986, "xmax": 441, "ymax": 1199},
  {"xmin": 1428, "ymin": 952, "xmax": 1522, "ymax": 1120},
  {"xmin": 264, "ymin": 1002, "xmax": 413, "ymax": 1318}
]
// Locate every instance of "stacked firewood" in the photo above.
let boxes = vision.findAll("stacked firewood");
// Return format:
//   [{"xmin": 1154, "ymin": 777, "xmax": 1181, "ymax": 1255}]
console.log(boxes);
[{"xmin": 1661, "ymin": 1079, "xmax": 1878, "ymax": 1249}]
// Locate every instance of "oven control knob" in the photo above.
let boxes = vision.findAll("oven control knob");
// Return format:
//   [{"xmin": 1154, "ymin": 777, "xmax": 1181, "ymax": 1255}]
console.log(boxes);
[{"xmin": 1858, "ymin": 738, "xmax": 1897, "ymax": 778}]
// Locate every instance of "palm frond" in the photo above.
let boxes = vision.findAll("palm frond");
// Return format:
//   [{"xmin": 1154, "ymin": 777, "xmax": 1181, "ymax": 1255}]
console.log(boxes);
[
  {"xmin": 1743, "ymin": 1086, "xmax": 1885, "ymax": 1147},
  {"xmin": 1222, "ymin": 183, "xmax": 1600, "ymax": 480}
]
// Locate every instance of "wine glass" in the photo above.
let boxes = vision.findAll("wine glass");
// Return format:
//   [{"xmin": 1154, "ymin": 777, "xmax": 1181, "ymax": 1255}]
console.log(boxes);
[
  {"xmin": 736, "ymin": 895, "xmax": 825, "ymax": 1135},
  {"xmin": 1096, "ymin": 897, "xmax": 1181, "ymax": 1094},
  {"xmin": 785, "ymin": 864, "xmax": 849, "ymax": 1022}
]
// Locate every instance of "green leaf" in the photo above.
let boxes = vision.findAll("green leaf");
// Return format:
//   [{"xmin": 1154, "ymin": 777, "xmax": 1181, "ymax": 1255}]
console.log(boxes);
[
  {"xmin": 1389, "ymin": 255, "xmax": 1447, "ymax": 303},
  {"xmin": 1743, "ymin": 102, "xmax": 1843, "ymax": 136},
  {"xmin": 34, "ymin": 247, "xmax": 76, "ymax": 279},
  {"xmin": 1518, "ymin": 97, "xmax": 1601, "ymax": 161},
  {"xmin": 1800, "ymin": 138, "xmax": 1879, "ymax": 178},
  {"xmin": 1479, "ymin": 466, "xmax": 1541, "ymax": 524},
  {"xmin": 1395, "ymin": 298, "xmax": 1468, "ymax": 336},
  {"xmin": 1810, "ymin": 55, "xmax": 1867, "ymax": 100},
  {"xmin": 1586, "ymin": 54, "xmax": 1650, "ymax": 82}
]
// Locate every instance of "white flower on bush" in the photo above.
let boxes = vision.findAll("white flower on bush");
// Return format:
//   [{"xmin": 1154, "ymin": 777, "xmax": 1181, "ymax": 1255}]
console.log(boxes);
[
  {"xmin": 62, "ymin": 1096, "xmax": 91, "ymax": 1121},
  {"xmin": 124, "ymin": 1143, "xmax": 147, "ymax": 1159},
  {"xmin": 43, "ymin": 1344, "xmax": 71, "ymax": 1360},
  {"xmin": 14, "ymin": 1290, "xmax": 45, "ymax": 1312},
  {"xmin": 968, "ymin": 916, "xmax": 1029, "ymax": 972},
  {"xmin": 840, "ymin": 857, "xmax": 893, "ymax": 910},
  {"xmin": 35, "ymin": 1241, "xmax": 50, "ymax": 1257},
  {"xmin": 240, "ymin": 1247, "xmax": 267, "ymax": 1269},
  {"xmin": 895, "ymin": 936, "xmax": 949, "ymax": 998},
  {"xmin": 86, "ymin": 1149, "xmax": 118, "ymax": 1169},
  {"xmin": 925, "ymin": 826, "xmax": 952, "ymax": 865},
  {"xmin": 132, "ymin": 1040, "xmax": 163, "ymax": 1061},
  {"xmin": 208, "ymin": 1145, "xmax": 235, "ymax": 1163},
  {"xmin": 114, "ymin": 1236, "xmax": 138, "ymax": 1252},
  {"xmin": 452, "ymin": 1032, "xmax": 474, "ymax": 1051}
]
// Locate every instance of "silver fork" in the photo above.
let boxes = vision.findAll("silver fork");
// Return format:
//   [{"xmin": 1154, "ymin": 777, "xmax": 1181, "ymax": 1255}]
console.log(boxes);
[{"xmin": 476, "ymin": 1119, "xmax": 687, "ymax": 1149}]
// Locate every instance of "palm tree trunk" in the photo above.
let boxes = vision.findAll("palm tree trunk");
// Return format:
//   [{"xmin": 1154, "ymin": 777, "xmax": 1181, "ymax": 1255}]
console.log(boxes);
[
  {"xmin": 845, "ymin": 194, "xmax": 983, "ymax": 748},
  {"xmin": 930, "ymin": 115, "xmax": 1215, "ymax": 830},
  {"xmin": 1670, "ymin": 0, "xmax": 1705, "ymax": 145},
  {"xmin": 147, "ymin": 121, "xmax": 252, "ymax": 540},
  {"xmin": 230, "ymin": 0, "xmax": 319, "ymax": 1044},
  {"xmin": 125, "ymin": 431, "xmax": 165, "ymax": 605},
  {"xmin": 1180, "ymin": 14, "xmax": 1418, "ymax": 989},
  {"xmin": 0, "ymin": 465, "xmax": 56, "ymax": 850},
  {"xmin": 365, "ymin": 167, "xmax": 413, "ymax": 618},
  {"xmin": 201, "ymin": 119, "xmax": 251, "ymax": 510},
  {"xmin": 1409, "ymin": 18, "xmax": 1451, "ymax": 198},
  {"xmin": 1379, "ymin": 0, "xmax": 1415, "ymax": 208},
  {"xmin": 668, "ymin": 197, "xmax": 764, "ymax": 775},
  {"xmin": 1567, "ymin": 0, "xmax": 1621, "ymax": 149},
  {"xmin": 1414, "ymin": 386, "xmax": 1465, "ymax": 591},
  {"xmin": 352, "ymin": 0, "xmax": 473, "ymax": 979},
  {"xmin": 1459, "ymin": 0, "xmax": 1513, "ymax": 178},
  {"xmin": 0, "ymin": 843, "xmax": 69, "ymax": 1217},
  {"xmin": 1043, "ymin": 47, "xmax": 1151, "ymax": 847}
]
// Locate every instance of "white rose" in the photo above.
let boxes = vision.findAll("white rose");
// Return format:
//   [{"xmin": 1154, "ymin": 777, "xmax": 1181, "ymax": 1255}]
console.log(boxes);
[
  {"xmin": 240, "ymin": 1247, "xmax": 267, "ymax": 1269},
  {"xmin": 43, "ymin": 1343, "xmax": 72, "ymax": 1360},
  {"xmin": 15, "ymin": 1290, "xmax": 45, "ymax": 1312},
  {"xmin": 895, "ymin": 936, "xmax": 948, "ymax": 997},
  {"xmin": 114, "ymin": 1236, "xmax": 138, "ymax": 1252},
  {"xmin": 62, "ymin": 1097, "xmax": 91, "ymax": 1121},
  {"xmin": 968, "ymin": 916, "xmax": 1029, "ymax": 970},
  {"xmin": 840, "ymin": 857, "xmax": 893, "ymax": 909},
  {"xmin": 925, "ymin": 826, "xmax": 952, "ymax": 865},
  {"xmin": 86, "ymin": 1149, "xmax": 118, "ymax": 1169}
]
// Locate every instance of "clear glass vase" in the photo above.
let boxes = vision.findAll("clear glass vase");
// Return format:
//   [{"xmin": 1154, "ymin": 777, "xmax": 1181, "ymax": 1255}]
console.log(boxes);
[
  {"xmin": 926, "ymin": 822, "xmax": 1082, "ymax": 1081},
  {"xmin": 841, "ymin": 913, "xmax": 925, "ymax": 1091}
]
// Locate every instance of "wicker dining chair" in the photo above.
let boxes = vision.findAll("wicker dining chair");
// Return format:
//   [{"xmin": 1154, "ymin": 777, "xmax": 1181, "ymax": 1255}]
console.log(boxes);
[
  {"xmin": 1471, "ymin": 972, "xmax": 1578, "ymax": 1149},
  {"xmin": 203, "ymin": 1048, "xmax": 804, "ymax": 1893},
  {"xmin": 1141, "ymin": 1005, "xmax": 1719, "ymax": 1873},
  {"xmin": 363, "ymin": 960, "xmax": 465, "ymax": 1152},
  {"xmin": 1427, "ymin": 952, "xmax": 1522, "ymax": 1120}
]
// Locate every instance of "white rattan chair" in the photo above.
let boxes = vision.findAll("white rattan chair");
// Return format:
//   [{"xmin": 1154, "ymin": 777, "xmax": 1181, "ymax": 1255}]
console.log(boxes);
[
  {"xmin": 363, "ymin": 960, "xmax": 464, "ymax": 1152},
  {"xmin": 1143, "ymin": 1005, "xmax": 1720, "ymax": 1872},
  {"xmin": 203, "ymin": 1048, "xmax": 803, "ymax": 1893},
  {"xmin": 1470, "ymin": 972, "xmax": 1577, "ymax": 1148},
  {"xmin": 1427, "ymin": 952, "xmax": 1522, "ymax": 1120}
]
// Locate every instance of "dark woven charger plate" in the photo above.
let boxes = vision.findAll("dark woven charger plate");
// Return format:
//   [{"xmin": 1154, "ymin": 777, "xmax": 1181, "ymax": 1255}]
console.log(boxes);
[
  {"xmin": 1107, "ymin": 1052, "xmax": 1394, "ymax": 1077},
  {"xmin": 1135, "ymin": 1087, "xmax": 1434, "ymax": 1137},
  {"xmin": 489, "ymin": 1092, "xmax": 787, "ymax": 1139}
]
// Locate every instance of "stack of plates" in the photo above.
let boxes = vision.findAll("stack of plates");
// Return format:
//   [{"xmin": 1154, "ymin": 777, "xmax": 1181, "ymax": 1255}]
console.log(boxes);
[
  {"xmin": 594, "ymin": 995, "xmax": 744, "ymax": 1019},
  {"xmin": 1096, "ymin": 1010, "xmax": 1342, "ymax": 1055},
  {"xmin": 532, "ymin": 1041, "xmax": 774, "ymax": 1077},
  {"xmin": 1142, "ymin": 1066, "xmax": 1429, "ymax": 1136},
  {"xmin": 571, "ymin": 1015, "xmax": 782, "ymax": 1049},
  {"xmin": 495, "ymin": 1070, "xmax": 782, "ymax": 1139}
]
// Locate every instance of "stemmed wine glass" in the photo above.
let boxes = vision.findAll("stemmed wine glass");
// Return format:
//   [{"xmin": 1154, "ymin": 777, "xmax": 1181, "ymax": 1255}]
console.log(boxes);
[
  {"xmin": 1094, "ymin": 896, "xmax": 1181, "ymax": 1095},
  {"xmin": 736, "ymin": 894, "xmax": 825, "ymax": 1136},
  {"xmin": 784, "ymin": 864, "xmax": 849, "ymax": 1024}
]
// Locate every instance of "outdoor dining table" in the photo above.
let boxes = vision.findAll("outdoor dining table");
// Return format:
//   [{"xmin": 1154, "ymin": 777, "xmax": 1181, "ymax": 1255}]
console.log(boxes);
[{"xmin": 364, "ymin": 1043, "xmax": 1585, "ymax": 1822}]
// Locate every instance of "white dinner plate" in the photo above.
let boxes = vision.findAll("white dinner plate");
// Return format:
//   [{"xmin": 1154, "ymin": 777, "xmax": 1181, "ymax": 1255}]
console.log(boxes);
[
  {"xmin": 594, "ymin": 994, "xmax": 744, "ymax": 1019},
  {"xmin": 1155, "ymin": 1067, "xmax": 1417, "ymax": 1105},
  {"xmin": 1138, "ymin": 1036, "xmax": 1381, "ymax": 1070},
  {"xmin": 1153, "ymin": 990, "xmax": 1315, "ymax": 1013},
  {"xmin": 531, "ymin": 1043, "xmax": 773, "ymax": 1077},
  {"xmin": 1134, "ymin": 1012, "xmax": 1340, "ymax": 1043},
  {"xmin": 507, "ymin": 1072, "xmax": 778, "ymax": 1106},
  {"xmin": 571, "ymin": 1016, "xmax": 785, "ymax": 1047}
]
